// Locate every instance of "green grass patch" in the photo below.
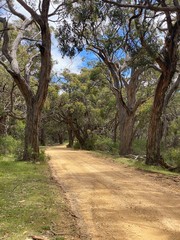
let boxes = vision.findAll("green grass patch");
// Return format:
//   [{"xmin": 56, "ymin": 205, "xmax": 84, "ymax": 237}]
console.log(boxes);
[
  {"xmin": 0, "ymin": 155, "xmax": 66, "ymax": 240},
  {"xmin": 114, "ymin": 157, "xmax": 179, "ymax": 176},
  {"xmin": 90, "ymin": 151, "xmax": 179, "ymax": 176}
]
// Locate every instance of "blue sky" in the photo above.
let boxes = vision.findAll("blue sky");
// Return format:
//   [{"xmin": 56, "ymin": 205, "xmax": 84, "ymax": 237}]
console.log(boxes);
[
  {"xmin": 1, "ymin": 1, "xmax": 98, "ymax": 75},
  {"xmin": 51, "ymin": 35, "xmax": 98, "ymax": 74}
]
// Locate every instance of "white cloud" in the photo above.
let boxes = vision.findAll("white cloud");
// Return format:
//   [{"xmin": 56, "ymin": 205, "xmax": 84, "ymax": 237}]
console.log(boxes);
[
  {"xmin": 52, "ymin": 50, "xmax": 83, "ymax": 74},
  {"xmin": 51, "ymin": 36, "xmax": 83, "ymax": 74}
]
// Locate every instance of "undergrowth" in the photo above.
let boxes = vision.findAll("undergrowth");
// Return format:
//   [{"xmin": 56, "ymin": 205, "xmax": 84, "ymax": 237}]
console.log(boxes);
[
  {"xmin": 0, "ymin": 155, "xmax": 68, "ymax": 240},
  {"xmin": 91, "ymin": 151, "xmax": 179, "ymax": 176}
]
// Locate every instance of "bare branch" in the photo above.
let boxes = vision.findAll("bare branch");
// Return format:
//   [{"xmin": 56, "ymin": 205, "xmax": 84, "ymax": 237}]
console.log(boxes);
[
  {"xmin": 48, "ymin": 2, "xmax": 64, "ymax": 17},
  {"xmin": 11, "ymin": 19, "xmax": 33, "ymax": 74},
  {"xmin": 6, "ymin": 0, "xmax": 26, "ymax": 20},
  {"xmin": 16, "ymin": 0, "xmax": 42, "ymax": 24},
  {"xmin": 0, "ymin": 17, "xmax": 12, "ymax": 62},
  {"xmin": 102, "ymin": 0, "xmax": 180, "ymax": 12}
]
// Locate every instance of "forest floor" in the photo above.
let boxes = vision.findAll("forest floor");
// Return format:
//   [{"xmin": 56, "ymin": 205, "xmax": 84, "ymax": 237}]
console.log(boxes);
[{"xmin": 46, "ymin": 145, "xmax": 180, "ymax": 240}]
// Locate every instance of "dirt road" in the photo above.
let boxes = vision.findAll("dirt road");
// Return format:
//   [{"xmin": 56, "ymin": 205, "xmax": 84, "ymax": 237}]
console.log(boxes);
[{"xmin": 46, "ymin": 146, "xmax": 180, "ymax": 240}]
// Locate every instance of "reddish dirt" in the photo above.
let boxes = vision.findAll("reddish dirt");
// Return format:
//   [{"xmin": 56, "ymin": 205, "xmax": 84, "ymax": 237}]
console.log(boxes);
[{"xmin": 46, "ymin": 146, "xmax": 180, "ymax": 240}]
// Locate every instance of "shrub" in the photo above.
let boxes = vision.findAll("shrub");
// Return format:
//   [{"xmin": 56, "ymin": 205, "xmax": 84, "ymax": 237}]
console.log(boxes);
[
  {"xmin": 132, "ymin": 139, "xmax": 146, "ymax": 155},
  {"xmin": 73, "ymin": 136, "xmax": 96, "ymax": 150},
  {"xmin": 84, "ymin": 137, "xmax": 96, "ymax": 150},
  {"xmin": 163, "ymin": 148, "xmax": 180, "ymax": 168},
  {"xmin": 95, "ymin": 136, "xmax": 119, "ymax": 154},
  {"xmin": 15, "ymin": 147, "xmax": 50, "ymax": 162},
  {"xmin": 37, "ymin": 150, "xmax": 50, "ymax": 162},
  {"xmin": 0, "ymin": 135, "xmax": 20, "ymax": 155},
  {"xmin": 73, "ymin": 141, "xmax": 81, "ymax": 149}
]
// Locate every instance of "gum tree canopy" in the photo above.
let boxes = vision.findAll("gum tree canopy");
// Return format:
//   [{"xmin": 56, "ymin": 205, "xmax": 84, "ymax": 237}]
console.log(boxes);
[
  {"xmin": 57, "ymin": 0, "xmax": 180, "ymax": 166},
  {"xmin": 55, "ymin": 0, "xmax": 159, "ymax": 156},
  {"xmin": 103, "ymin": 0, "xmax": 180, "ymax": 167}
]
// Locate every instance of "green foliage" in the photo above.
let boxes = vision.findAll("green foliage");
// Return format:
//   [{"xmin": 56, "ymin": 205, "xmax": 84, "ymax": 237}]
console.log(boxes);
[
  {"xmin": 38, "ymin": 150, "xmax": 50, "ymax": 162},
  {"xmin": 114, "ymin": 157, "xmax": 179, "ymax": 176},
  {"xmin": 163, "ymin": 148, "xmax": 180, "ymax": 168},
  {"xmin": 95, "ymin": 136, "xmax": 119, "ymax": 154},
  {"xmin": 15, "ymin": 146, "xmax": 50, "ymax": 162},
  {"xmin": 73, "ymin": 137, "xmax": 96, "ymax": 150},
  {"xmin": 136, "ymin": 98, "xmax": 153, "ymax": 125},
  {"xmin": 84, "ymin": 137, "xmax": 96, "ymax": 150},
  {"xmin": 73, "ymin": 141, "xmax": 81, "ymax": 150},
  {"xmin": 45, "ymin": 65, "xmax": 116, "ymax": 147},
  {"xmin": 132, "ymin": 139, "xmax": 146, "ymax": 155},
  {"xmin": 11, "ymin": 120, "xmax": 25, "ymax": 141},
  {"xmin": 0, "ymin": 135, "xmax": 20, "ymax": 155}
]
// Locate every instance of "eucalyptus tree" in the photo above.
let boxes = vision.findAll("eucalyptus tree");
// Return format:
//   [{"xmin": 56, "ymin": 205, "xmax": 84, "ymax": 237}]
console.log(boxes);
[
  {"xmin": 48, "ymin": 66, "xmax": 116, "ymax": 149},
  {"xmin": 0, "ymin": 0, "xmax": 64, "ymax": 160},
  {"xmin": 100, "ymin": 0, "xmax": 180, "ymax": 166},
  {"xmin": 39, "ymin": 83, "xmax": 67, "ymax": 145},
  {"xmin": 57, "ymin": 1, "xmax": 155, "ymax": 155}
]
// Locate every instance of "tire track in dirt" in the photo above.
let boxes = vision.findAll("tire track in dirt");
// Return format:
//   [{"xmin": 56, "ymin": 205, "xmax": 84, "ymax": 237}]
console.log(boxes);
[{"xmin": 46, "ymin": 146, "xmax": 180, "ymax": 240}]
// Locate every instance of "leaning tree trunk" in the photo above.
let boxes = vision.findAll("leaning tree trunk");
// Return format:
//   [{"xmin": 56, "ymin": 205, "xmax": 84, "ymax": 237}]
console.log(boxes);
[
  {"xmin": 68, "ymin": 116, "xmax": 88, "ymax": 149},
  {"xmin": 146, "ymin": 73, "xmax": 172, "ymax": 166},
  {"xmin": 145, "ymin": 9, "xmax": 179, "ymax": 165},
  {"xmin": 23, "ymin": 100, "xmax": 41, "ymax": 161}
]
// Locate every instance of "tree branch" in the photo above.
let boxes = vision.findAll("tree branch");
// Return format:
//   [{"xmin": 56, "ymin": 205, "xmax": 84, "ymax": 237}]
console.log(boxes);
[
  {"xmin": 6, "ymin": 0, "xmax": 26, "ymax": 20},
  {"xmin": 164, "ymin": 74, "xmax": 180, "ymax": 109},
  {"xmin": 16, "ymin": 0, "xmax": 42, "ymax": 25},
  {"xmin": 48, "ymin": 3, "xmax": 64, "ymax": 17},
  {"xmin": 11, "ymin": 19, "xmax": 32, "ymax": 74},
  {"xmin": 102, "ymin": 0, "xmax": 180, "ymax": 12},
  {"xmin": 0, "ymin": 17, "xmax": 12, "ymax": 62}
]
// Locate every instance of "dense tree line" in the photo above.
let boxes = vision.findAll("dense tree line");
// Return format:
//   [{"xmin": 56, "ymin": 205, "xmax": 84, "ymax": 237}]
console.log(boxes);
[{"xmin": 0, "ymin": 0, "xmax": 179, "ymax": 169}]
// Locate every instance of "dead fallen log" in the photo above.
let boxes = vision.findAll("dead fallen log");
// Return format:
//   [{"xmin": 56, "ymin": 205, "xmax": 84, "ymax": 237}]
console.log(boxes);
[{"xmin": 125, "ymin": 154, "xmax": 146, "ymax": 161}]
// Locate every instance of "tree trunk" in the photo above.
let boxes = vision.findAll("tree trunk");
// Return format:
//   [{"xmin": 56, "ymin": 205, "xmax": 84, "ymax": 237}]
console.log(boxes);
[
  {"xmin": 146, "ymin": 73, "xmax": 172, "ymax": 165},
  {"xmin": 58, "ymin": 132, "xmax": 64, "ymax": 144},
  {"xmin": 67, "ymin": 126, "xmax": 74, "ymax": 147},
  {"xmin": 113, "ymin": 113, "xmax": 118, "ymax": 143},
  {"xmin": 23, "ymin": 101, "xmax": 41, "ymax": 161},
  {"xmin": 73, "ymin": 128, "xmax": 87, "ymax": 149},
  {"xmin": 39, "ymin": 127, "xmax": 46, "ymax": 146},
  {"xmin": 118, "ymin": 107, "xmax": 135, "ymax": 155},
  {"xmin": 146, "ymin": 113, "xmax": 163, "ymax": 165}
]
